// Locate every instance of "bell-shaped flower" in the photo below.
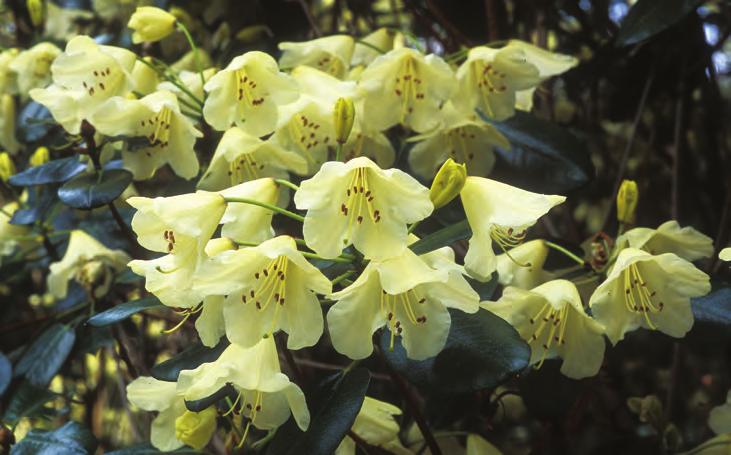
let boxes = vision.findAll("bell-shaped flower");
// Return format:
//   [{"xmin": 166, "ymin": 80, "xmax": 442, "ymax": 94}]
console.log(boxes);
[
  {"xmin": 90, "ymin": 90, "xmax": 202, "ymax": 180},
  {"xmin": 340, "ymin": 126, "xmax": 396, "ymax": 168},
  {"xmin": 127, "ymin": 191, "xmax": 226, "ymax": 308},
  {"xmin": 9, "ymin": 42, "xmax": 61, "ymax": 96},
  {"xmin": 177, "ymin": 337, "xmax": 310, "ymax": 433},
  {"xmin": 203, "ymin": 51, "xmax": 298, "ymax": 135},
  {"xmin": 197, "ymin": 127, "xmax": 307, "ymax": 192},
  {"xmin": 0, "ymin": 48, "xmax": 19, "ymax": 95},
  {"xmin": 460, "ymin": 176, "xmax": 565, "ymax": 281},
  {"xmin": 485, "ymin": 280, "xmax": 605, "ymax": 379},
  {"xmin": 127, "ymin": 376, "xmax": 216, "ymax": 451},
  {"xmin": 294, "ymin": 156, "xmax": 433, "ymax": 261},
  {"xmin": 279, "ymin": 35, "xmax": 354, "ymax": 79},
  {"xmin": 193, "ymin": 235, "xmax": 331, "ymax": 349},
  {"xmin": 29, "ymin": 35, "xmax": 136, "ymax": 134},
  {"xmin": 130, "ymin": 58, "xmax": 160, "ymax": 96},
  {"xmin": 359, "ymin": 47, "xmax": 455, "ymax": 132},
  {"xmin": 351, "ymin": 28, "xmax": 402, "ymax": 67},
  {"xmin": 496, "ymin": 239, "xmax": 553, "ymax": 290},
  {"xmin": 721, "ymin": 248, "xmax": 731, "ymax": 261},
  {"xmin": 589, "ymin": 248, "xmax": 711, "ymax": 345},
  {"xmin": 174, "ymin": 407, "xmax": 218, "ymax": 450},
  {"xmin": 158, "ymin": 67, "xmax": 216, "ymax": 102},
  {"xmin": 616, "ymin": 220, "xmax": 713, "ymax": 262},
  {"xmin": 327, "ymin": 246, "xmax": 479, "ymax": 360},
  {"xmin": 218, "ymin": 178, "xmax": 280, "ymax": 244},
  {"xmin": 0, "ymin": 94, "xmax": 20, "ymax": 154},
  {"xmin": 336, "ymin": 397, "xmax": 411, "ymax": 455},
  {"xmin": 193, "ymin": 238, "xmax": 237, "ymax": 347},
  {"xmin": 48, "ymin": 230, "xmax": 130, "ymax": 299},
  {"xmin": 407, "ymin": 102, "xmax": 510, "ymax": 179}
]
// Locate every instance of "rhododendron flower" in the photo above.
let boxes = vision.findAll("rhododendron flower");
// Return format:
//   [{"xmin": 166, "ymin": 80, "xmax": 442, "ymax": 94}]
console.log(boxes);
[
  {"xmin": 460, "ymin": 176, "xmax": 565, "ymax": 281},
  {"xmin": 9, "ymin": 42, "xmax": 61, "ymax": 96},
  {"xmin": 177, "ymin": 338, "xmax": 310, "ymax": 433},
  {"xmin": 48, "ymin": 229, "xmax": 130, "ymax": 299},
  {"xmin": 616, "ymin": 220, "xmax": 714, "ymax": 261},
  {"xmin": 279, "ymin": 35, "xmax": 354, "ymax": 78},
  {"xmin": 203, "ymin": 51, "xmax": 298, "ymax": 135},
  {"xmin": 29, "ymin": 35, "xmax": 136, "ymax": 134},
  {"xmin": 351, "ymin": 28, "xmax": 402, "ymax": 67},
  {"xmin": 91, "ymin": 90, "xmax": 202, "ymax": 180},
  {"xmin": 194, "ymin": 235, "xmax": 331, "ymax": 349},
  {"xmin": 359, "ymin": 47, "xmax": 455, "ymax": 132},
  {"xmin": 486, "ymin": 280, "xmax": 606, "ymax": 379},
  {"xmin": 328, "ymin": 246, "xmax": 479, "ymax": 360},
  {"xmin": 721, "ymin": 248, "xmax": 731, "ymax": 261},
  {"xmin": 495, "ymin": 239, "xmax": 553, "ymax": 290},
  {"xmin": 217, "ymin": 178, "xmax": 280, "ymax": 244},
  {"xmin": 294, "ymin": 157, "xmax": 433, "ymax": 261},
  {"xmin": 128, "ymin": 7, "xmax": 177, "ymax": 44},
  {"xmin": 336, "ymin": 397, "xmax": 411, "ymax": 455},
  {"xmin": 589, "ymin": 248, "xmax": 711, "ymax": 344},
  {"xmin": 0, "ymin": 94, "xmax": 20, "ymax": 154}
]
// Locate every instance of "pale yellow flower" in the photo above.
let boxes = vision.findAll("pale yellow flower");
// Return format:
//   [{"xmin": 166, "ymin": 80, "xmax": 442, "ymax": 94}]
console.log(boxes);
[
  {"xmin": 9, "ymin": 42, "xmax": 61, "ymax": 96},
  {"xmin": 130, "ymin": 58, "xmax": 160, "ymax": 96},
  {"xmin": 128, "ymin": 7, "xmax": 177, "ymax": 44},
  {"xmin": 460, "ymin": 176, "xmax": 565, "ymax": 281},
  {"xmin": 194, "ymin": 235, "xmax": 331, "ymax": 349},
  {"xmin": 495, "ymin": 239, "xmax": 553, "ymax": 290},
  {"xmin": 589, "ymin": 248, "xmax": 711, "ymax": 345},
  {"xmin": 0, "ymin": 201, "xmax": 31, "ymax": 257},
  {"xmin": 486, "ymin": 280, "xmax": 605, "ymax": 379},
  {"xmin": 0, "ymin": 95, "xmax": 20, "ymax": 154},
  {"xmin": 0, "ymin": 49, "xmax": 19, "ymax": 95},
  {"xmin": 279, "ymin": 35, "xmax": 355, "ymax": 78},
  {"xmin": 48, "ymin": 230, "xmax": 130, "ymax": 299},
  {"xmin": 709, "ymin": 391, "xmax": 731, "ymax": 435},
  {"xmin": 217, "ymin": 178, "xmax": 281, "ymax": 244},
  {"xmin": 351, "ymin": 28, "xmax": 402, "ymax": 67},
  {"xmin": 616, "ymin": 220, "xmax": 714, "ymax": 261},
  {"xmin": 294, "ymin": 157, "xmax": 433, "ymax": 261},
  {"xmin": 158, "ymin": 67, "xmax": 216, "ymax": 101},
  {"xmin": 721, "ymin": 248, "xmax": 731, "ymax": 261},
  {"xmin": 336, "ymin": 397, "xmax": 411, "ymax": 455}
]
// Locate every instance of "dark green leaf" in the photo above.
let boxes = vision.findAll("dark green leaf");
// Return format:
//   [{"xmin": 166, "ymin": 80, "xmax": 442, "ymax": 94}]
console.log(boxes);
[
  {"xmin": 10, "ymin": 421, "xmax": 96, "ymax": 455},
  {"xmin": 0, "ymin": 352, "xmax": 11, "ymax": 397},
  {"xmin": 17, "ymin": 101, "xmax": 54, "ymax": 143},
  {"xmin": 2, "ymin": 382, "xmax": 56, "ymax": 423},
  {"xmin": 409, "ymin": 220, "xmax": 470, "ymax": 256},
  {"xmin": 115, "ymin": 267, "xmax": 143, "ymax": 284},
  {"xmin": 106, "ymin": 444, "xmax": 201, "ymax": 454},
  {"xmin": 615, "ymin": 0, "xmax": 702, "ymax": 46},
  {"xmin": 692, "ymin": 287, "xmax": 731, "ymax": 325},
  {"xmin": 75, "ymin": 326, "xmax": 115, "ymax": 355},
  {"xmin": 185, "ymin": 384, "xmax": 236, "ymax": 412},
  {"xmin": 87, "ymin": 297, "xmax": 163, "ymax": 327},
  {"xmin": 488, "ymin": 111, "xmax": 594, "ymax": 194},
  {"xmin": 467, "ymin": 273, "xmax": 499, "ymax": 300},
  {"xmin": 268, "ymin": 368, "xmax": 371, "ymax": 455},
  {"xmin": 58, "ymin": 169, "xmax": 133, "ymax": 210},
  {"xmin": 9, "ymin": 186, "xmax": 59, "ymax": 225},
  {"xmin": 151, "ymin": 339, "xmax": 229, "ymax": 382},
  {"xmin": 8, "ymin": 157, "xmax": 86, "ymax": 187},
  {"xmin": 14, "ymin": 324, "xmax": 76, "ymax": 387},
  {"xmin": 518, "ymin": 359, "xmax": 582, "ymax": 419},
  {"xmin": 380, "ymin": 309, "xmax": 530, "ymax": 394}
]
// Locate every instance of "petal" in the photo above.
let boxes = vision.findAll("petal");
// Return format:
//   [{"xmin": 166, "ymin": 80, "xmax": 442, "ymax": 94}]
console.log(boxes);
[
  {"xmin": 464, "ymin": 229, "xmax": 498, "ymax": 281},
  {"xmin": 195, "ymin": 295, "xmax": 225, "ymax": 347},
  {"xmin": 398, "ymin": 297, "xmax": 451, "ymax": 360},
  {"xmin": 219, "ymin": 178, "xmax": 279, "ymax": 244},
  {"xmin": 279, "ymin": 267, "xmax": 325, "ymax": 350},
  {"xmin": 151, "ymin": 403, "xmax": 186, "ymax": 452},
  {"xmin": 126, "ymin": 376, "xmax": 178, "ymax": 412}
]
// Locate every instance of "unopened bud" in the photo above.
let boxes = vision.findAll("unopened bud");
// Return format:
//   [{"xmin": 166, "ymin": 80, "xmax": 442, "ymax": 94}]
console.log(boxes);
[
  {"xmin": 175, "ymin": 407, "xmax": 217, "ymax": 450},
  {"xmin": 204, "ymin": 237, "xmax": 237, "ymax": 257},
  {"xmin": 627, "ymin": 395, "xmax": 664, "ymax": 431},
  {"xmin": 0, "ymin": 152, "xmax": 15, "ymax": 182},
  {"xmin": 616, "ymin": 179, "xmax": 638, "ymax": 225},
  {"xmin": 128, "ymin": 6, "xmax": 177, "ymax": 44},
  {"xmin": 429, "ymin": 158, "xmax": 467, "ymax": 209},
  {"xmin": 29, "ymin": 146, "xmax": 49, "ymax": 167},
  {"xmin": 26, "ymin": 0, "xmax": 45, "ymax": 27},
  {"xmin": 333, "ymin": 97, "xmax": 355, "ymax": 145}
]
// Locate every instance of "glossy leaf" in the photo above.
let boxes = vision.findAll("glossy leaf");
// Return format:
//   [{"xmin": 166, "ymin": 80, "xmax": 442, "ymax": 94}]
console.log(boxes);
[
  {"xmin": 692, "ymin": 287, "xmax": 731, "ymax": 325},
  {"xmin": 14, "ymin": 323, "xmax": 76, "ymax": 388},
  {"xmin": 615, "ymin": 0, "xmax": 702, "ymax": 46},
  {"xmin": 87, "ymin": 297, "xmax": 163, "ymax": 327},
  {"xmin": 8, "ymin": 157, "xmax": 86, "ymax": 187},
  {"xmin": 185, "ymin": 384, "xmax": 236, "ymax": 412},
  {"xmin": 409, "ymin": 220, "xmax": 470, "ymax": 256},
  {"xmin": 151, "ymin": 339, "xmax": 229, "ymax": 382},
  {"xmin": 2, "ymin": 382, "xmax": 56, "ymax": 423},
  {"xmin": 0, "ymin": 352, "xmax": 11, "ymax": 397},
  {"xmin": 380, "ymin": 309, "xmax": 530, "ymax": 394},
  {"xmin": 11, "ymin": 421, "xmax": 96, "ymax": 455},
  {"xmin": 58, "ymin": 169, "xmax": 133, "ymax": 210}
]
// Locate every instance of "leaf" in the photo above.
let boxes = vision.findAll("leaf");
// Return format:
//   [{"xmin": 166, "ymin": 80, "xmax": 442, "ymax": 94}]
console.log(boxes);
[
  {"xmin": 185, "ymin": 384, "xmax": 236, "ymax": 412},
  {"xmin": 8, "ymin": 157, "xmax": 86, "ymax": 187},
  {"xmin": 58, "ymin": 169, "xmax": 133, "ymax": 210},
  {"xmin": 11, "ymin": 421, "xmax": 96, "ymax": 455},
  {"xmin": 2, "ymin": 382, "xmax": 56, "ymax": 423},
  {"xmin": 409, "ymin": 220, "xmax": 470, "ymax": 256},
  {"xmin": 467, "ymin": 273, "xmax": 499, "ymax": 300},
  {"xmin": 268, "ymin": 368, "xmax": 371, "ymax": 455},
  {"xmin": 106, "ymin": 444, "xmax": 200, "ymax": 454},
  {"xmin": 17, "ymin": 101, "xmax": 55, "ymax": 143},
  {"xmin": 151, "ymin": 339, "xmax": 229, "ymax": 382},
  {"xmin": 9, "ymin": 186, "xmax": 59, "ymax": 225},
  {"xmin": 14, "ymin": 323, "xmax": 76, "ymax": 388},
  {"xmin": 87, "ymin": 297, "xmax": 163, "ymax": 327},
  {"xmin": 488, "ymin": 111, "xmax": 594, "ymax": 194},
  {"xmin": 692, "ymin": 287, "xmax": 731, "ymax": 325},
  {"xmin": 0, "ymin": 352, "xmax": 11, "ymax": 397},
  {"xmin": 518, "ymin": 359, "xmax": 583, "ymax": 419},
  {"xmin": 380, "ymin": 309, "xmax": 530, "ymax": 394},
  {"xmin": 615, "ymin": 0, "xmax": 702, "ymax": 47}
]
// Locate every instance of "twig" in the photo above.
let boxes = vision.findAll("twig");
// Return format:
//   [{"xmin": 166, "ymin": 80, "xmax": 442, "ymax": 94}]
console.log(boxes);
[{"xmin": 293, "ymin": 0, "xmax": 322, "ymax": 37}]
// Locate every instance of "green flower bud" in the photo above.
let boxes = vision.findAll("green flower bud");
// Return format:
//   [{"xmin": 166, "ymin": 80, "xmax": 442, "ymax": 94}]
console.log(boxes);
[
  {"xmin": 29, "ymin": 146, "xmax": 49, "ymax": 167},
  {"xmin": 26, "ymin": 0, "xmax": 45, "ymax": 27},
  {"xmin": 174, "ymin": 407, "xmax": 217, "ymax": 450},
  {"xmin": 0, "ymin": 152, "xmax": 16, "ymax": 183},
  {"xmin": 333, "ymin": 97, "xmax": 355, "ymax": 145},
  {"xmin": 616, "ymin": 179, "xmax": 638, "ymax": 224},
  {"xmin": 128, "ymin": 6, "xmax": 177, "ymax": 44},
  {"xmin": 429, "ymin": 158, "xmax": 467, "ymax": 209}
]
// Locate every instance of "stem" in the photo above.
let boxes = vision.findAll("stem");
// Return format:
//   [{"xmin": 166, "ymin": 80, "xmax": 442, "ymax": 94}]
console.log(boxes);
[
  {"xmin": 335, "ymin": 142, "xmax": 344, "ymax": 162},
  {"xmin": 137, "ymin": 57, "xmax": 204, "ymax": 108},
  {"xmin": 354, "ymin": 39, "xmax": 387, "ymax": 54},
  {"xmin": 300, "ymin": 250, "xmax": 352, "ymax": 264},
  {"xmin": 109, "ymin": 202, "xmax": 138, "ymax": 249},
  {"xmin": 544, "ymin": 240, "xmax": 585, "ymax": 266},
  {"xmin": 223, "ymin": 197, "xmax": 305, "ymax": 222},
  {"xmin": 407, "ymin": 220, "xmax": 421, "ymax": 235},
  {"xmin": 274, "ymin": 178, "xmax": 300, "ymax": 192},
  {"xmin": 176, "ymin": 21, "xmax": 205, "ymax": 89},
  {"xmin": 331, "ymin": 270, "xmax": 355, "ymax": 285}
]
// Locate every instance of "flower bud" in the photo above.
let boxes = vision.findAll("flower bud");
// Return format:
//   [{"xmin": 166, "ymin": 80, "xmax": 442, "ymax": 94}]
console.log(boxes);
[
  {"xmin": 616, "ymin": 179, "xmax": 638, "ymax": 225},
  {"xmin": 174, "ymin": 407, "xmax": 217, "ymax": 450},
  {"xmin": 29, "ymin": 146, "xmax": 49, "ymax": 167},
  {"xmin": 429, "ymin": 158, "xmax": 467, "ymax": 209},
  {"xmin": 333, "ymin": 97, "xmax": 355, "ymax": 144},
  {"xmin": 0, "ymin": 152, "xmax": 15, "ymax": 182},
  {"xmin": 627, "ymin": 395, "xmax": 664, "ymax": 431},
  {"xmin": 26, "ymin": 0, "xmax": 45, "ymax": 27},
  {"xmin": 128, "ymin": 6, "xmax": 177, "ymax": 44}
]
